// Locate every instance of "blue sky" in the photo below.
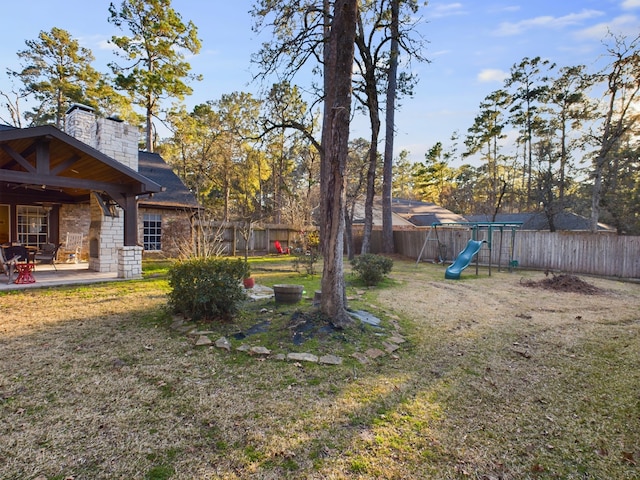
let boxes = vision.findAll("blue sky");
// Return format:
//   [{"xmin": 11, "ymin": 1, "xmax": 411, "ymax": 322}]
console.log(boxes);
[{"xmin": 1, "ymin": 1, "xmax": 638, "ymax": 165}]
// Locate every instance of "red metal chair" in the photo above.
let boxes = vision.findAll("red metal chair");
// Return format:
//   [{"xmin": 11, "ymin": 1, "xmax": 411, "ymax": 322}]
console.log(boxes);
[{"xmin": 274, "ymin": 240, "xmax": 290, "ymax": 254}]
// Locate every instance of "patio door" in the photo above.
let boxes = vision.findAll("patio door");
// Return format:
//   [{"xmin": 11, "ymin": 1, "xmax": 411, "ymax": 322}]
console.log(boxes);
[{"xmin": 0, "ymin": 205, "xmax": 8, "ymax": 244}]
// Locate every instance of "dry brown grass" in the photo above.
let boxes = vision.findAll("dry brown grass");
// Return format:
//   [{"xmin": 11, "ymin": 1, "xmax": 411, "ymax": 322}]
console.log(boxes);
[{"xmin": 1, "ymin": 262, "xmax": 639, "ymax": 479}]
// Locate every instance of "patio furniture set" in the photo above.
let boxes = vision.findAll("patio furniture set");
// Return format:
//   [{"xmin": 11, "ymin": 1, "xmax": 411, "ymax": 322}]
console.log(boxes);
[{"xmin": 1, "ymin": 233, "xmax": 82, "ymax": 285}]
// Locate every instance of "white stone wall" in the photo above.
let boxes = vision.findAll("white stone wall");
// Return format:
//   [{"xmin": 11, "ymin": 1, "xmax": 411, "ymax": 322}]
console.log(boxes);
[
  {"xmin": 65, "ymin": 105, "xmax": 139, "ymax": 170},
  {"xmin": 118, "ymin": 246, "xmax": 143, "ymax": 279},
  {"xmin": 88, "ymin": 194, "xmax": 124, "ymax": 273},
  {"xmin": 65, "ymin": 106, "xmax": 95, "ymax": 146},
  {"xmin": 95, "ymin": 118, "xmax": 139, "ymax": 171}
]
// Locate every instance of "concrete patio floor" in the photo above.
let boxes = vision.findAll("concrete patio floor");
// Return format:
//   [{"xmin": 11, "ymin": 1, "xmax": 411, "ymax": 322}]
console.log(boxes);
[{"xmin": 0, "ymin": 262, "xmax": 122, "ymax": 292}]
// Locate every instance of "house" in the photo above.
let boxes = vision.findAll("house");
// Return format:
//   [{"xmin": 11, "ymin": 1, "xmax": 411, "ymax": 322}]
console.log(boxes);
[
  {"xmin": 386, "ymin": 198, "xmax": 467, "ymax": 227},
  {"xmin": 466, "ymin": 212, "xmax": 615, "ymax": 232},
  {"xmin": 0, "ymin": 104, "xmax": 198, "ymax": 277},
  {"xmin": 352, "ymin": 197, "xmax": 467, "ymax": 229}
]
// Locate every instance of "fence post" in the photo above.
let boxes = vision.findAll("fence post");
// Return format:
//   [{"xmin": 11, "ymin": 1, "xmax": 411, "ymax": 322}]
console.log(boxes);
[
  {"xmin": 266, "ymin": 227, "xmax": 270, "ymax": 255},
  {"xmin": 232, "ymin": 225, "xmax": 237, "ymax": 257}
]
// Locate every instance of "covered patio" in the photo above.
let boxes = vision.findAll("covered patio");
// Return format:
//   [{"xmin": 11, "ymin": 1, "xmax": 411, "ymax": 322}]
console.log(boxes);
[
  {"xmin": 0, "ymin": 262, "xmax": 123, "ymax": 291},
  {"xmin": 0, "ymin": 106, "xmax": 163, "ymax": 279}
]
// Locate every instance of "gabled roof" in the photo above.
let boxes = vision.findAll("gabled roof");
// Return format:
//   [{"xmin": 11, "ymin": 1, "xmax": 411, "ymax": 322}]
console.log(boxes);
[
  {"xmin": 0, "ymin": 124, "xmax": 162, "ymax": 203},
  {"xmin": 351, "ymin": 198, "xmax": 415, "ymax": 227},
  {"xmin": 352, "ymin": 197, "xmax": 467, "ymax": 228},
  {"xmin": 137, "ymin": 152, "xmax": 199, "ymax": 209},
  {"xmin": 389, "ymin": 198, "xmax": 467, "ymax": 227},
  {"xmin": 466, "ymin": 212, "xmax": 614, "ymax": 231}
]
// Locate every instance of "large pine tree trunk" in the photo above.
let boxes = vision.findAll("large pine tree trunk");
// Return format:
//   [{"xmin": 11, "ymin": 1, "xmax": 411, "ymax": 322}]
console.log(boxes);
[
  {"xmin": 319, "ymin": 0, "xmax": 357, "ymax": 328},
  {"xmin": 381, "ymin": 0, "xmax": 400, "ymax": 254},
  {"xmin": 360, "ymin": 124, "xmax": 378, "ymax": 255}
]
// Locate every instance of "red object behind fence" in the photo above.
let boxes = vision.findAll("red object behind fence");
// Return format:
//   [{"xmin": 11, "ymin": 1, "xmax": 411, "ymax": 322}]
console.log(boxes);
[{"xmin": 274, "ymin": 241, "xmax": 290, "ymax": 254}]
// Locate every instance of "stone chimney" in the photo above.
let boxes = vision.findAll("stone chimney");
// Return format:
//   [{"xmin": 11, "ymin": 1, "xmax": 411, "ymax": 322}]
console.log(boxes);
[
  {"xmin": 65, "ymin": 104, "xmax": 139, "ymax": 171},
  {"xmin": 64, "ymin": 104, "xmax": 142, "ymax": 277},
  {"xmin": 65, "ymin": 103, "xmax": 95, "ymax": 145}
]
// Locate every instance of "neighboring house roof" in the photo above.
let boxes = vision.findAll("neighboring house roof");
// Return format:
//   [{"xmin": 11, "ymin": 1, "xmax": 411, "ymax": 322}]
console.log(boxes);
[
  {"xmin": 137, "ymin": 152, "xmax": 199, "ymax": 210},
  {"xmin": 389, "ymin": 198, "xmax": 467, "ymax": 227},
  {"xmin": 466, "ymin": 212, "xmax": 614, "ymax": 231},
  {"xmin": 352, "ymin": 197, "xmax": 467, "ymax": 228},
  {"xmin": 351, "ymin": 199, "xmax": 415, "ymax": 227}
]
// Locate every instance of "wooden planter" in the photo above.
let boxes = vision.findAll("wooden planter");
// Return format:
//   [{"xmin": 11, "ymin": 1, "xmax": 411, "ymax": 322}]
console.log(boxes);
[{"xmin": 273, "ymin": 284, "xmax": 303, "ymax": 304}]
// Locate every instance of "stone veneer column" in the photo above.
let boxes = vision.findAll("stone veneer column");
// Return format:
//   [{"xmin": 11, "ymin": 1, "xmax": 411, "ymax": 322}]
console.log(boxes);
[
  {"xmin": 88, "ymin": 194, "xmax": 124, "ymax": 273},
  {"xmin": 66, "ymin": 104, "xmax": 141, "ymax": 275},
  {"xmin": 118, "ymin": 246, "xmax": 143, "ymax": 279}
]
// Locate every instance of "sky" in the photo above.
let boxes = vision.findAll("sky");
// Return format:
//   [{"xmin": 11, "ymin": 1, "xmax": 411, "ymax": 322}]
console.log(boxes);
[{"xmin": 1, "ymin": 0, "xmax": 639, "ymax": 166}]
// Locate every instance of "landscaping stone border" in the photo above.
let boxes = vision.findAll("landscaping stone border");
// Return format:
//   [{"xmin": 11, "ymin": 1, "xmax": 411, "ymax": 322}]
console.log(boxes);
[{"xmin": 170, "ymin": 311, "xmax": 406, "ymax": 366}]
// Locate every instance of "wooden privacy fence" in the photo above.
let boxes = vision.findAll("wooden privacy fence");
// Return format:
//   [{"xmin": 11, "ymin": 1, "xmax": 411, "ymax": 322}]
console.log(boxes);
[
  {"xmin": 513, "ymin": 231, "xmax": 640, "ymax": 278},
  {"xmin": 364, "ymin": 229, "xmax": 640, "ymax": 279},
  {"xmin": 199, "ymin": 223, "xmax": 313, "ymax": 256}
]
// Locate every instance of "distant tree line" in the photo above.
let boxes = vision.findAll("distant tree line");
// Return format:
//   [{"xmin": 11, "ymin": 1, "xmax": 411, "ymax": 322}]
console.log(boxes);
[{"xmin": 403, "ymin": 35, "xmax": 640, "ymax": 235}]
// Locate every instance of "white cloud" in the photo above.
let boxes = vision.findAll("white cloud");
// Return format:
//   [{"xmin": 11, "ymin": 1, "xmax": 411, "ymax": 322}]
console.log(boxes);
[
  {"xmin": 622, "ymin": 0, "xmax": 640, "ymax": 9},
  {"xmin": 494, "ymin": 9, "xmax": 604, "ymax": 36},
  {"xmin": 98, "ymin": 39, "xmax": 116, "ymax": 51},
  {"xmin": 489, "ymin": 5, "xmax": 521, "ymax": 14},
  {"xmin": 477, "ymin": 68, "xmax": 509, "ymax": 83},
  {"xmin": 431, "ymin": 49, "xmax": 452, "ymax": 57},
  {"xmin": 428, "ymin": 2, "xmax": 466, "ymax": 19},
  {"xmin": 575, "ymin": 14, "xmax": 640, "ymax": 40}
]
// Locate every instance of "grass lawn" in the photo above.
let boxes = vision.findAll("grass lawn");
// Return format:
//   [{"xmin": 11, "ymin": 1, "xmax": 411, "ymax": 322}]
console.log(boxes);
[{"xmin": 1, "ymin": 256, "xmax": 639, "ymax": 479}]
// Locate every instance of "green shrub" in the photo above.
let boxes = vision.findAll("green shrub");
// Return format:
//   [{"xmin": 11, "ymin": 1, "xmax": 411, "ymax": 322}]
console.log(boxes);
[
  {"xmin": 350, "ymin": 254, "xmax": 393, "ymax": 286},
  {"xmin": 168, "ymin": 257, "xmax": 248, "ymax": 321}
]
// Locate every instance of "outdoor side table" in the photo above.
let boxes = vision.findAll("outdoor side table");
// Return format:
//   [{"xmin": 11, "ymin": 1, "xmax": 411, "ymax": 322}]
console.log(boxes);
[{"xmin": 14, "ymin": 263, "xmax": 36, "ymax": 284}]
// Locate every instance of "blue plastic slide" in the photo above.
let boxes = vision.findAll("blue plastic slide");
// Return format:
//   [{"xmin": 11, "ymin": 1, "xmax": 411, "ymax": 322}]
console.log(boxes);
[{"xmin": 445, "ymin": 239, "xmax": 485, "ymax": 280}]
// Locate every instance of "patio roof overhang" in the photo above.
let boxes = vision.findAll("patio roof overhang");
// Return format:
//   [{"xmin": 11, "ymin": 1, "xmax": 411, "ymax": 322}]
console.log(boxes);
[{"xmin": 0, "ymin": 125, "xmax": 162, "ymax": 206}]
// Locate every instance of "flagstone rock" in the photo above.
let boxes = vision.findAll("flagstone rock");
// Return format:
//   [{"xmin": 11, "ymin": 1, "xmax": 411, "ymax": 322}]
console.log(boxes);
[
  {"xmin": 387, "ymin": 335, "xmax": 406, "ymax": 344},
  {"xmin": 383, "ymin": 341, "xmax": 400, "ymax": 353},
  {"xmin": 365, "ymin": 348, "xmax": 386, "ymax": 359},
  {"xmin": 250, "ymin": 346, "xmax": 271, "ymax": 356},
  {"xmin": 287, "ymin": 352, "xmax": 318, "ymax": 363},
  {"xmin": 195, "ymin": 336, "xmax": 212, "ymax": 346},
  {"xmin": 189, "ymin": 330, "xmax": 216, "ymax": 336},
  {"xmin": 176, "ymin": 325, "xmax": 196, "ymax": 334},
  {"xmin": 319, "ymin": 354, "xmax": 343, "ymax": 365},
  {"xmin": 351, "ymin": 352, "xmax": 370, "ymax": 365},
  {"xmin": 236, "ymin": 344, "xmax": 251, "ymax": 352},
  {"xmin": 215, "ymin": 337, "xmax": 231, "ymax": 351}
]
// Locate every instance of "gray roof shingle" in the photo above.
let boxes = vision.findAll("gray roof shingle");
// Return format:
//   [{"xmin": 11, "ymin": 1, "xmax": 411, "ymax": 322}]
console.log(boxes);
[{"xmin": 137, "ymin": 152, "xmax": 199, "ymax": 209}]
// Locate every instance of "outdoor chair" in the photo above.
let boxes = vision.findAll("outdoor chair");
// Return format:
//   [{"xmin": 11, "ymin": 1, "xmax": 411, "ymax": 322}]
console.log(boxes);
[
  {"xmin": 34, "ymin": 243, "xmax": 61, "ymax": 271},
  {"xmin": 60, "ymin": 232, "xmax": 84, "ymax": 263},
  {"xmin": 1, "ymin": 247, "xmax": 21, "ymax": 284},
  {"xmin": 274, "ymin": 240, "xmax": 290, "ymax": 255},
  {"xmin": 1, "ymin": 245, "xmax": 27, "ymax": 284}
]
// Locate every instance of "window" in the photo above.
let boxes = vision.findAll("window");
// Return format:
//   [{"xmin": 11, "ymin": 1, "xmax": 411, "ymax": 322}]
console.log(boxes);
[
  {"xmin": 143, "ymin": 213, "xmax": 162, "ymax": 251},
  {"xmin": 17, "ymin": 206, "xmax": 48, "ymax": 248}
]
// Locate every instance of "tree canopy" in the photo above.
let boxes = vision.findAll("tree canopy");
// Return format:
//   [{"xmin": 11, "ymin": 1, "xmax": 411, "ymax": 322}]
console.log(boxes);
[
  {"xmin": 108, "ymin": 0, "xmax": 202, "ymax": 152},
  {"xmin": 9, "ymin": 27, "xmax": 123, "ymax": 128}
]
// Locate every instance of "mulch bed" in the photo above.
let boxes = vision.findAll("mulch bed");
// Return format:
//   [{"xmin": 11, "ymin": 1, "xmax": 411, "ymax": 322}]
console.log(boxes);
[{"xmin": 521, "ymin": 273, "xmax": 603, "ymax": 295}]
